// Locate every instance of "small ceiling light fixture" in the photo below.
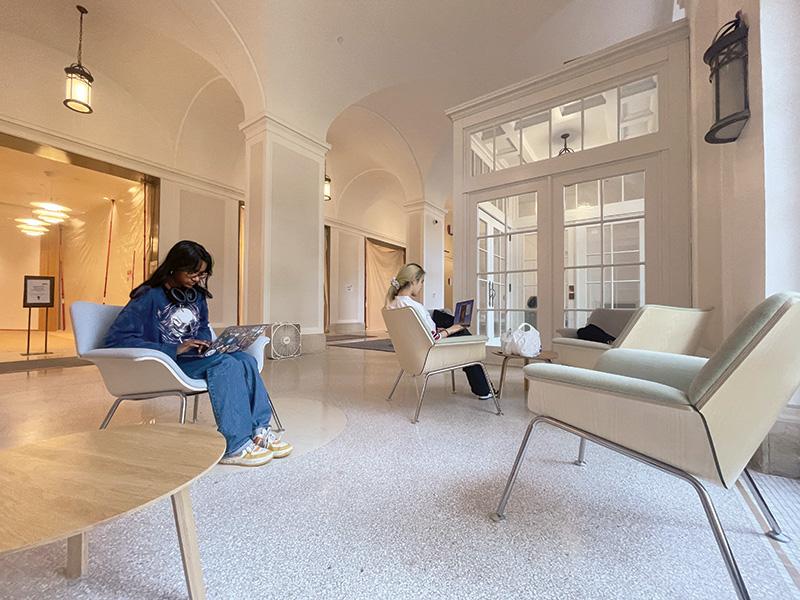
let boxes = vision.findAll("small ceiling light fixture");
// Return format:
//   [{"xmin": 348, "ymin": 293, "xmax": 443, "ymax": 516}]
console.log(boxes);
[
  {"xmin": 15, "ymin": 218, "xmax": 49, "ymax": 227},
  {"xmin": 33, "ymin": 209, "xmax": 68, "ymax": 223},
  {"xmin": 558, "ymin": 133, "xmax": 575, "ymax": 156},
  {"xmin": 64, "ymin": 5, "xmax": 94, "ymax": 114},
  {"xmin": 703, "ymin": 11, "xmax": 749, "ymax": 144},
  {"xmin": 31, "ymin": 201, "xmax": 72, "ymax": 213},
  {"xmin": 324, "ymin": 174, "xmax": 332, "ymax": 202}
]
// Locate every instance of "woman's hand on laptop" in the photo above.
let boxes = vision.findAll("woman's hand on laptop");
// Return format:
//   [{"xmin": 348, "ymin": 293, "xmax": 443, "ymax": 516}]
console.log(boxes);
[{"xmin": 177, "ymin": 339, "xmax": 211, "ymax": 355}]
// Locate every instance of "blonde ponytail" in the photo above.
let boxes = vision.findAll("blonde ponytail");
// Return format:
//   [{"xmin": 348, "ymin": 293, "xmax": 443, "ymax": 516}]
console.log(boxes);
[{"xmin": 385, "ymin": 263, "xmax": 426, "ymax": 307}]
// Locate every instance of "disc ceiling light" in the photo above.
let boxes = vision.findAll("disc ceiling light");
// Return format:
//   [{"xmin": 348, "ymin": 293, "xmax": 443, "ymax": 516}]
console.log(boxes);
[
  {"xmin": 31, "ymin": 201, "xmax": 72, "ymax": 213},
  {"xmin": 33, "ymin": 209, "xmax": 68, "ymax": 223},
  {"xmin": 64, "ymin": 5, "xmax": 94, "ymax": 114}
]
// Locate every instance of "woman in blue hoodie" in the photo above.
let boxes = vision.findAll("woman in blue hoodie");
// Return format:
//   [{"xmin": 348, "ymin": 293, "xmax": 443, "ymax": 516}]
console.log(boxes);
[{"xmin": 104, "ymin": 240, "xmax": 291, "ymax": 467}]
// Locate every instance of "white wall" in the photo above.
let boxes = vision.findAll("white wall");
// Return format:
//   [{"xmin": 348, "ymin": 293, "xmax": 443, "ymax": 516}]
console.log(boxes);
[
  {"xmin": 0, "ymin": 204, "xmax": 41, "ymax": 329},
  {"xmin": 762, "ymin": 0, "xmax": 800, "ymax": 296},
  {"xmin": 329, "ymin": 229, "xmax": 365, "ymax": 329},
  {"xmin": 688, "ymin": 0, "xmax": 766, "ymax": 349},
  {"xmin": 159, "ymin": 181, "xmax": 240, "ymax": 327}
]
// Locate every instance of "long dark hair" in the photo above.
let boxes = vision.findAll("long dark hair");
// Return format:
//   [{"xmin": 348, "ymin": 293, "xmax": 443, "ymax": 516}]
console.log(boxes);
[{"xmin": 131, "ymin": 240, "xmax": 214, "ymax": 298}]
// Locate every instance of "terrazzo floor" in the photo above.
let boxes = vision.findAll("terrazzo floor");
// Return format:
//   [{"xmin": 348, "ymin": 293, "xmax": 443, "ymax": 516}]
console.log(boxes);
[{"xmin": 0, "ymin": 346, "xmax": 798, "ymax": 599}]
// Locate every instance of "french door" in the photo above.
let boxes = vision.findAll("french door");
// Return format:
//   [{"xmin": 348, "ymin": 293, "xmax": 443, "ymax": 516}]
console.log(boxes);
[
  {"xmin": 552, "ymin": 156, "xmax": 661, "ymax": 330},
  {"xmin": 472, "ymin": 179, "xmax": 552, "ymax": 346}
]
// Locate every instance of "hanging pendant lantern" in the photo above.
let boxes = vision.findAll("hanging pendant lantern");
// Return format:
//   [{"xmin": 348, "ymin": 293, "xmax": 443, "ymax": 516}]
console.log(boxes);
[
  {"xmin": 64, "ymin": 5, "xmax": 94, "ymax": 114},
  {"xmin": 703, "ymin": 11, "xmax": 749, "ymax": 143},
  {"xmin": 558, "ymin": 133, "xmax": 575, "ymax": 156}
]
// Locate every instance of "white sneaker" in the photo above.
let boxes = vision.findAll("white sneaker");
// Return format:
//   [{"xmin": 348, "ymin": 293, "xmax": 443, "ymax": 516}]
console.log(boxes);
[
  {"xmin": 253, "ymin": 427, "xmax": 293, "ymax": 458},
  {"xmin": 219, "ymin": 440, "xmax": 273, "ymax": 467}
]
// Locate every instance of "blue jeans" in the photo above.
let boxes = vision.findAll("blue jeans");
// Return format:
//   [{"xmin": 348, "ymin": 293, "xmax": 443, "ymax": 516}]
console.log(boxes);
[{"xmin": 177, "ymin": 351, "xmax": 273, "ymax": 455}]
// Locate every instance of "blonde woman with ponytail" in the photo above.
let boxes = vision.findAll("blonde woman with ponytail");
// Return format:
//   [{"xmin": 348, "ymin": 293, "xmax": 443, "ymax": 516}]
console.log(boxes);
[{"xmin": 385, "ymin": 263, "xmax": 495, "ymax": 399}]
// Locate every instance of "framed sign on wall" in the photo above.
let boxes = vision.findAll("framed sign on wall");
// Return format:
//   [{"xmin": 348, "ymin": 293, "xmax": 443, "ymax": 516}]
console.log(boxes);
[{"xmin": 23, "ymin": 276, "xmax": 55, "ymax": 309}]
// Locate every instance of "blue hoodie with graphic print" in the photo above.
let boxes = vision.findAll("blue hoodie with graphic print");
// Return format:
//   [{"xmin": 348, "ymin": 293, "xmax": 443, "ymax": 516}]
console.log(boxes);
[{"xmin": 103, "ymin": 286, "xmax": 212, "ymax": 360}]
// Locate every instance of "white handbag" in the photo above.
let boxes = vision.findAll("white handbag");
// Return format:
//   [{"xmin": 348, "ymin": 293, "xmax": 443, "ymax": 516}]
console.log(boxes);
[{"xmin": 500, "ymin": 323, "xmax": 542, "ymax": 357}]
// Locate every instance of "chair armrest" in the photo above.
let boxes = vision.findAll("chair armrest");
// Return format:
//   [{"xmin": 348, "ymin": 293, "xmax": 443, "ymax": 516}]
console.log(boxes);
[
  {"xmin": 244, "ymin": 336, "xmax": 270, "ymax": 372},
  {"xmin": 555, "ymin": 328, "xmax": 578, "ymax": 338},
  {"xmin": 552, "ymin": 337, "xmax": 611, "ymax": 350},
  {"xmin": 523, "ymin": 363, "xmax": 691, "ymax": 407},
  {"xmin": 595, "ymin": 348, "xmax": 708, "ymax": 394},
  {"xmin": 434, "ymin": 335, "xmax": 488, "ymax": 347}
]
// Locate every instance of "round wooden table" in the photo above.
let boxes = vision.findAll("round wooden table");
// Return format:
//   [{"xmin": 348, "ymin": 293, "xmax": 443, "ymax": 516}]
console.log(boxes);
[
  {"xmin": 492, "ymin": 350, "xmax": 558, "ymax": 398},
  {"xmin": 0, "ymin": 423, "xmax": 225, "ymax": 600}
]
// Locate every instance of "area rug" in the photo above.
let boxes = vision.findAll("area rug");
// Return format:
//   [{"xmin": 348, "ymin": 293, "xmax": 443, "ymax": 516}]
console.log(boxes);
[
  {"xmin": 327, "ymin": 338, "xmax": 394, "ymax": 352},
  {"xmin": 0, "ymin": 356, "xmax": 91, "ymax": 374},
  {"xmin": 326, "ymin": 334, "xmax": 375, "ymax": 342}
]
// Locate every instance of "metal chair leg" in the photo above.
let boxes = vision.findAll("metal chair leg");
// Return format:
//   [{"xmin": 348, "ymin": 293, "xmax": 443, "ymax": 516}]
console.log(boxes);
[
  {"xmin": 496, "ymin": 356, "xmax": 510, "ymax": 399},
  {"xmin": 268, "ymin": 395, "xmax": 284, "ymax": 433},
  {"xmin": 574, "ymin": 437, "xmax": 587, "ymax": 466},
  {"xmin": 178, "ymin": 393, "xmax": 188, "ymax": 425},
  {"xmin": 741, "ymin": 469, "xmax": 790, "ymax": 542},
  {"xmin": 491, "ymin": 416, "xmax": 752, "ymax": 600},
  {"xmin": 387, "ymin": 369, "xmax": 404, "ymax": 401},
  {"xmin": 450, "ymin": 371, "xmax": 456, "ymax": 394},
  {"xmin": 99, "ymin": 397, "xmax": 125, "ymax": 430},
  {"xmin": 490, "ymin": 416, "xmax": 542, "ymax": 521},
  {"xmin": 192, "ymin": 395, "xmax": 200, "ymax": 423},
  {"xmin": 412, "ymin": 374, "xmax": 431, "ymax": 424},
  {"xmin": 686, "ymin": 475, "xmax": 751, "ymax": 600},
  {"xmin": 478, "ymin": 363, "xmax": 502, "ymax": 416}
]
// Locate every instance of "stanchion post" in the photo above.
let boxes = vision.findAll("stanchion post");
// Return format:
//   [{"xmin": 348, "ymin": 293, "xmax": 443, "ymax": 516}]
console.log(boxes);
[
  {"xmin": 26, "ymin": 308, "xmax": 32, "ymax": 356},
  {"xmin": 44, "ymin": 307, "xmax": 49, "ymax": 354}
]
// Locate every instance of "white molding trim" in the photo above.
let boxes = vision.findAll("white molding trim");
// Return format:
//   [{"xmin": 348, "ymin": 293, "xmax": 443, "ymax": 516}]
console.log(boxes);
[
  {"xmin": 0, "ymin": 114, "xmax": 245, "ymax": 201},
  {"xmin": 240, "ymin": 112, "xmax": 330, "ymax": 157},
  {"xmin": 403, "ymin": 200, "xmax": 448, "ymax": 218},
  {"xmin": 446, "ymin": 20, "xmax": 689, "ymax": 122},
  {"xmin": 325, "ymin": 217, "xmax": 406, "ymax": 248}
]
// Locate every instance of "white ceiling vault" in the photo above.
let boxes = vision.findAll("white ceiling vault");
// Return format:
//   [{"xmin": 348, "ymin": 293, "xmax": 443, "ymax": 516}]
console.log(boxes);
[{"xmin": 1, "ymin": 0, "xmax": 675, "ymax": 205}]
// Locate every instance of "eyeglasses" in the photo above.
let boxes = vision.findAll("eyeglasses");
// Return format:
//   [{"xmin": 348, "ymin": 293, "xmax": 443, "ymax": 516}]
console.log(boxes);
[{"xmin": 183, "ymin": 271, "xmax": 208, "ymax": 281}]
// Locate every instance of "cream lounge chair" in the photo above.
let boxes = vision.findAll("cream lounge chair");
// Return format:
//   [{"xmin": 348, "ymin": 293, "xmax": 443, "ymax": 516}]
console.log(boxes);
[
  {"xmin": 71, "ymin": 301, "xmax": 281, "ymax": 430},
  {"xmin": 382, "ymin": 306, "xmax": 501, "ymax": 423},
  {"xmin": 553, "ymin": 305, "xmax": 711, "ymax": 369},
  {"xmin": 492, "ymin": 293, "xmax": 798, "ymax": 600}
]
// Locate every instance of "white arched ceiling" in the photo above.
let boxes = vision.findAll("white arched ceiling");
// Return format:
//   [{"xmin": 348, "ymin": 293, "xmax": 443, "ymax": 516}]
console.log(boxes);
[
  {"xmin": 331, "ymin": 170, "xmax": 407, "ymax": 243},
  {"xmin": 175, "ymin": 78, "xmax": 246, "ymax": 188},
  {"xmin": 326, "ymin": 105, "xmax": 424, "ymax": 207},
  {"xmin": 333, "ymin": 0, "xmax": 675, "ymax": 209}
]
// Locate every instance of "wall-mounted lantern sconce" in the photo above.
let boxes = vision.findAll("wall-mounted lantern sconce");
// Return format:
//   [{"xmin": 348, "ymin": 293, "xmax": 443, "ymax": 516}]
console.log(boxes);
[
  {"xmin": 703, "ymin": 11, "xmax": 749, "ymax": 143},
  {"xmin": 64, "ymin": 5, "xmax": 94, "ymax": 114},
  {"xmin": 323, "ymin": 174, "xmax": 331, "ymax": 202}
]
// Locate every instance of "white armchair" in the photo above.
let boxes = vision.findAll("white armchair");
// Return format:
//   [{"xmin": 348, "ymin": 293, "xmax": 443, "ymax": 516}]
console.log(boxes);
[
  {"xmin": 382, "ymin": 307, "xmax": 501, "ymax": 423},
  {"xmin": 491, "ymin": 293, "xmax": 800, "ymax": 600},
  {"xmin": 552, "ymin": 305, "xmax": 711, "ymax": 369},
  {"xmin": 70, "ymin": 301, "xmax": 279, "ymax": 430}
]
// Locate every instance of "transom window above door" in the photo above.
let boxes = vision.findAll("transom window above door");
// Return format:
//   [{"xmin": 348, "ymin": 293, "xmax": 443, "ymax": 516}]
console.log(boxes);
[
  {"xmin": 476, "ymin": 192, "xmax": 538, "ymax": 345},
  {"xmin": 469, "ymin": 75, "xmax": 659, "ymax": 176},
  {"xmin": 563, "ymin": 171, "xmax": 646, "ymax": 328}
]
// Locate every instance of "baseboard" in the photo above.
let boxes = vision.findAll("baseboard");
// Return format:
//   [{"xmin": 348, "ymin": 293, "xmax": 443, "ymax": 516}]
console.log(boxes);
[{"xmin": 328, "ymin": 322, "xmax": 365, "ymax": 335}]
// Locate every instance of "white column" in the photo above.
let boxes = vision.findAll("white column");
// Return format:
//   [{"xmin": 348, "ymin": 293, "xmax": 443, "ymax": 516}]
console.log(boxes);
[
  {"xmin": 240, "ymin": 113, "xmax": 330, "ymax": 351},
  {"xmin": 405, "ymin": 200, "xmax": 447, "ymax": 307},
  {"xmin": 240, "ymin": 116, "xmax": 270, "ymax": 325}
]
